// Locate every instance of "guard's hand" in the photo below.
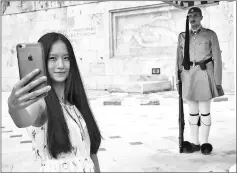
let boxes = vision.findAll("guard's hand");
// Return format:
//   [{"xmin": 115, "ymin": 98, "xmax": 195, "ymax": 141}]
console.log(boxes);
[
  {"xmin": 176, "ymin": 82, "xmax": 180, "ymax": 94},
  {"xmin": 8, "ymin": 69, "xmax": 51, "ymax": 110},
  {"xmin": 216, "ymin": 85, "xmax": 224, "ymax": 96}
]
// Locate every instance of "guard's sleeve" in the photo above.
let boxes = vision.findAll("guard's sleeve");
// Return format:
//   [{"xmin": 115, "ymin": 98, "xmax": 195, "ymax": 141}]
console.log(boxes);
[
  {"xmin": 211, "ymin": 31, "xmax": 222, "ymax": 85},
  {"xmin": 175, "ymin": 33, "xmax": 183, "ymax": 84}
]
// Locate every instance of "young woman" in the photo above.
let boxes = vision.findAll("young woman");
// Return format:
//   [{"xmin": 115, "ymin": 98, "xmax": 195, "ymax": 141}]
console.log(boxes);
[{"xmin": 8, "ymin": 32, "xmax": 102, "ymax": 172}]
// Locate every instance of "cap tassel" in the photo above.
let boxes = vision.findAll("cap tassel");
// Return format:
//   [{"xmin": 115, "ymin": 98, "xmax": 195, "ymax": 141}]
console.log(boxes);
[{"xmin": 182, "ymin": 15, "xmax": 190, "ymax": 70}]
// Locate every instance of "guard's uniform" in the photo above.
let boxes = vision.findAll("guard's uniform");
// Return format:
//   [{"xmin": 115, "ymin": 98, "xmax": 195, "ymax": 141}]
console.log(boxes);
[{"xmin": 175, "ymin": 26, "xmax": 223, "ymax": 101}]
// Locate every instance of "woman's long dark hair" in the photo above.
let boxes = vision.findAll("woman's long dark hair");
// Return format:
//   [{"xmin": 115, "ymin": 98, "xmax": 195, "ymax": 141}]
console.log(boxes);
[{"xmin": 38, "ymin": 32, "xmax": 102, "ymax": 159}]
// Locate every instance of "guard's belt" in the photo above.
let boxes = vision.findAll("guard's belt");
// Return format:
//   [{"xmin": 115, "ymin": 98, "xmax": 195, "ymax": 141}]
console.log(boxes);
[{"xmin": 189, "ymin": 57, "xmax": 213, "ymax": 70}]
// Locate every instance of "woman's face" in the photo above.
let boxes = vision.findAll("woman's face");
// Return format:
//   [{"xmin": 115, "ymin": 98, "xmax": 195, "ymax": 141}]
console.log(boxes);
[{"xmin": 47, "ymin": 40, "xmax": 70, "ymax": 83}]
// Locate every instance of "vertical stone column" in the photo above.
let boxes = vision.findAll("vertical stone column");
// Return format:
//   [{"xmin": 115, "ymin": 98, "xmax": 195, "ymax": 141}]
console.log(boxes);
[{"xmin": 233, "ymin": 1, "xmax": 236, "ymax": 95}]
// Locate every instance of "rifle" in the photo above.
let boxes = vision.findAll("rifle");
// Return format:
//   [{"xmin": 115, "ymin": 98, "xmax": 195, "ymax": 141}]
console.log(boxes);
[{"xmin": 178, "ymin": 69, "xmax": 185, "ymax": 153}]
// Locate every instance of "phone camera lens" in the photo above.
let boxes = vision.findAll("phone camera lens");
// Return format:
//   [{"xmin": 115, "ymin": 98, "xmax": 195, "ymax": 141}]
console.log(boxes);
[{"xmin": 18, "ymin": 44, "xmax": 26, "ymax": 48}]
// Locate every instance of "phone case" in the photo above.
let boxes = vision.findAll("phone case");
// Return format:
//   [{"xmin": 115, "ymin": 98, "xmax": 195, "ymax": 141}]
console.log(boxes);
[{"xmin": 16, "ymin": 43, "xmax": 47, "ymax": 94}]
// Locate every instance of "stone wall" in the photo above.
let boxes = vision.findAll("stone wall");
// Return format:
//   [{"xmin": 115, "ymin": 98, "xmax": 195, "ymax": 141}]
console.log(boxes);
[
  {"xmin": 1, "ymin": 1, "xmax": 97, "ymax": 15},
  {"xmin": 2, "ymin": 1, "xmax": 236, "ymax": 92}
]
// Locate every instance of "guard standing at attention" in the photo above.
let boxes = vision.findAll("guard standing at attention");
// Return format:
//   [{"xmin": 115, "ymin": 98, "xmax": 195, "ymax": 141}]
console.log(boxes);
[{"xmin": 175, "ymin": 6, "xmax": 224, "ymax": 155}]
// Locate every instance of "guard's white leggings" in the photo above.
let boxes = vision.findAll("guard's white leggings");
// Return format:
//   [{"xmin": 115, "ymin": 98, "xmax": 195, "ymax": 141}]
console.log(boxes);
[{"xmin": 187, "ymin": 100, "xmax": 212, "ymax": 145}]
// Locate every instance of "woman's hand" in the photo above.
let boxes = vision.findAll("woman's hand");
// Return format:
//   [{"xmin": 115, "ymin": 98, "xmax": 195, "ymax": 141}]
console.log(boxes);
[{"xmin": 8, "ymin": 69, "xmax": 51, "ymax": 110}]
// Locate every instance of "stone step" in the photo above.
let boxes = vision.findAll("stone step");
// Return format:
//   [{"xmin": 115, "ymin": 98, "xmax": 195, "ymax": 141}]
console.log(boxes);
[
  {"xmin": 129, "ymin": 74, "xmax": 169, "ymax": 82},
  {"xmin": 108, "ymin": 81, "xmax": 172, "ymax": 94}
]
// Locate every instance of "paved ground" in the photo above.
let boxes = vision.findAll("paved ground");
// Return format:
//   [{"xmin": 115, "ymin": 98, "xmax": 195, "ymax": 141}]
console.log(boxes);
[{"xmin": 1, "ymin": 90, "xmax": 236, "ymax": 172}]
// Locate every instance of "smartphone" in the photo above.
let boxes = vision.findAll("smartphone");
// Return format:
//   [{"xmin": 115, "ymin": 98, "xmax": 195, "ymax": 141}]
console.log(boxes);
[{"xmin": 16, "ymin": 43, "xmax": 48, "ymax": 95}]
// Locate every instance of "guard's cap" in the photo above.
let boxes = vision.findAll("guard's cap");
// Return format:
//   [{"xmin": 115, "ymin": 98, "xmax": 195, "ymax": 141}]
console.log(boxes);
[{"xmin": 188, "ymin": 7, "xmax": 202, "ymax": 16}]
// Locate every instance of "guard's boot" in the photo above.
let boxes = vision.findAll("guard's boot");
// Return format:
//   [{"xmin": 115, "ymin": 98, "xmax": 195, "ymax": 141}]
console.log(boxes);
[
  {"xmin": 200, "ymin": 113, "xmax": 212, "ymax": 155},
  {"xmin": 183, "ymin": 113, "xmax": 200, "ymax": 153}
]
